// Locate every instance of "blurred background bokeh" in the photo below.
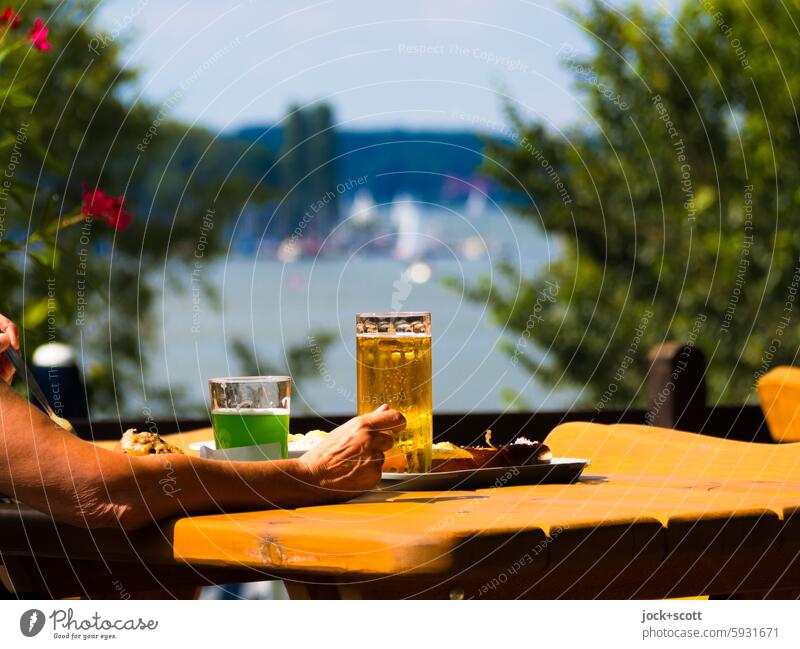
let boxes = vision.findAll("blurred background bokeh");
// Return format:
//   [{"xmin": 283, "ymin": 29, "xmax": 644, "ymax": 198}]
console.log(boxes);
[{"xmin": 4, "ymin": 0, "xmax": 799, "ymax": 423}]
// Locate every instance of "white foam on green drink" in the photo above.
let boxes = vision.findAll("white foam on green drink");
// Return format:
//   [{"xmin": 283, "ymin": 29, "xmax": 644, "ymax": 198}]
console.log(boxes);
[{"xmin": 211, "ymin": 407, "xmax": 289, "ymax": 416}]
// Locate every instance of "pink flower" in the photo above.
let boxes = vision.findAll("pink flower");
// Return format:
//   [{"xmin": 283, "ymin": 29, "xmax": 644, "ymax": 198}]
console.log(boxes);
[
  {"xmin": 0, "ymin": 7, "xmax": 20, "ymax": 29},
  {"xmin": 81, "ymin": 183, "xmax": 133, "ymax": 232},
  {"xmin": 29, "ymin": 17, "xmax": 51, "ymax": 51}
]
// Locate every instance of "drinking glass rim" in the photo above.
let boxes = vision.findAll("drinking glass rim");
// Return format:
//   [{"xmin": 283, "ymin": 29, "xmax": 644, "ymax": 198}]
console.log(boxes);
[
  {"xmin": 356, "ymin": 311, "xmax": 430, "ymax": 317},
  {"xmin": 209, "ymin": 376, "xmax": 292, "ymax": 384}
]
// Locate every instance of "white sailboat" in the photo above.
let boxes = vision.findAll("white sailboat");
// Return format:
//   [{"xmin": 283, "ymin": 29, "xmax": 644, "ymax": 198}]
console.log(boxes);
[
  {"xmin": 349, "ymin": 188, "xmax": 377, "ymax": 225},
  {"xmin": 390, "ymin": 193, "xmax": 424, "ymax": 261},
  {"xmin": 465, "ymin": 185, "xmax": 488, "ymax": 219}
]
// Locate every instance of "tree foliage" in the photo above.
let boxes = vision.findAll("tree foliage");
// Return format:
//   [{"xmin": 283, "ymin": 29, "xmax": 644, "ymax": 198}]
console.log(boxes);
[
  {"xmin": 0, "ymin": 1, "xmax": 275, "ymax": 416},
  {"xmin": 479, "ymin": 0, "xmax": 800, "ymax": 407}
]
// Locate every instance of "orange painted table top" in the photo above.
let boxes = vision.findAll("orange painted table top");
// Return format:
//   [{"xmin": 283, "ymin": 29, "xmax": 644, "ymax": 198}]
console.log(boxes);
[{"xmin": 84, "ymin": 423, "xmax": 800, "ymax": 598}]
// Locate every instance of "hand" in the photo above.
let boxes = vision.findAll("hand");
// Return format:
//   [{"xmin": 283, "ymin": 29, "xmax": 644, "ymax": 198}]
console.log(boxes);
[
  {"xmin": 0, "ymin": 313, "xmax": 19, "ymax": 384},
  {"xmin": 299, "ymin": 405, "xmax": 405, "ymax": 501}
]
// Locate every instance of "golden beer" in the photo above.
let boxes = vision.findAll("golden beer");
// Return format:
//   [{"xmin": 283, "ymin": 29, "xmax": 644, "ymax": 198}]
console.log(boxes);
[{"xmin": 356, "ymin": 312, "xmax": 432, "ymax": 473}]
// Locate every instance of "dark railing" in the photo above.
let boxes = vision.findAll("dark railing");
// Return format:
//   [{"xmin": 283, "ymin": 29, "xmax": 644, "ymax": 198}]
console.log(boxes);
[{"xmin": 73, "ymin": 342, "xmax": 773, "ymax": 445}]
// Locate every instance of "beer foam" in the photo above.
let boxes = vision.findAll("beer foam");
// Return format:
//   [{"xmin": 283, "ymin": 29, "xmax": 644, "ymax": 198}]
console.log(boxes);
[{"xmin": 211, "ymin": 407, "xmax": 289, "ymax": 416}]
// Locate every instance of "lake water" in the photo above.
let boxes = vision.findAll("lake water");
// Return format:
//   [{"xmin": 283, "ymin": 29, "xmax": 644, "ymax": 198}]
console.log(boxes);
[{"xmin": 147, "ymin": 207, "xmax": 573, "ymax": 416}]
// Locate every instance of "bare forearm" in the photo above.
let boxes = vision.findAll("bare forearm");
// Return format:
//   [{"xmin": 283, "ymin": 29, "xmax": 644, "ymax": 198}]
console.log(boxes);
[
  {"xmin": 0, "ymin": 382, "xmax": 322, "ymax": 529},
  {"xmin": 112, "ymin": 454, "xmax": 322, "ymax": 529}
]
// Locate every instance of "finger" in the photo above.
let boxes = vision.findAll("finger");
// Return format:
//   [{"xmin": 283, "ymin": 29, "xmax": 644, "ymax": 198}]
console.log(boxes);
[
  {"xmin": 367, "ymin": 454, "xmax": 384, "ymax": 482},
  {"xmin": 0, "ymin": 315, "xmax": 19, "ymax": 351},
  {"xmin": 8, "ymin": 324, "xmax": 18, "ymax": 350},
  {"xmin": 361, "ymin": 409, "xmax": 406, "ymax": 434},
  {"xmin": 0, "ymin": 359, "xmax": 13, "ymax": 383},
  {"xmin": 368, "ymin": 430, "xmax": 394, "ymax": 452},
  {"xmin": 0, "ymin": 313, "xmax": 13, "ymax": 335}
]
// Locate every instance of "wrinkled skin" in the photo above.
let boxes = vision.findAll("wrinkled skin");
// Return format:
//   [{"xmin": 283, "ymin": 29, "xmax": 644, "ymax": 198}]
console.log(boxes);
[
  {"xmin": 300, "ymin": 404, "xmax": 403, "ymax": 498},
  {"xmin": 0, "ymin": 312, "xmax": 407, "ymax": 529}
]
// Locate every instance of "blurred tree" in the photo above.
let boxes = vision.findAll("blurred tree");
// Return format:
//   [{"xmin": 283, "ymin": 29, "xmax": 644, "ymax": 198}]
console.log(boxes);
[
  {"xmin": 231, "ymin": 331, "xmax": 336, "ymax": 415},
  {"xmin": 475, "ymin": 0, "xmax": 800, "ymax": 407},
  {"xmin": 0, "ymin": 1, "xmax": 276, "ymax": 417}
]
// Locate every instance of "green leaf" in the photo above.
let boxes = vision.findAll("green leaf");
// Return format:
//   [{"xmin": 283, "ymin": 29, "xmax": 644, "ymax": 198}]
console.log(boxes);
[
  {"xmin": 23, "ymin": 297, "xmax": 50, "ymax": 329},
  {"xmin": 7, "ymin": 92, "xmax": 35, "ymax": 108}
]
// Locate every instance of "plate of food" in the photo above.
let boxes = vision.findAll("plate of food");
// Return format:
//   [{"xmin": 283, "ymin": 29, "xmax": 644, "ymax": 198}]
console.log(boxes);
[
  {"xmin": 379, "ymin": 434, "xmax": 589, "ymax": 491},
  {"xmin": 180, "ymin": 429, "xmax": 589, "ymax": 490}
]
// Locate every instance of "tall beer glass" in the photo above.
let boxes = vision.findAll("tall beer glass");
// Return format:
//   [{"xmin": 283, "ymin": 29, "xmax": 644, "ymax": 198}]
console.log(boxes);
[{"xmin": 356, "ymin": 312, "xmax": 432, "ymax": 473}]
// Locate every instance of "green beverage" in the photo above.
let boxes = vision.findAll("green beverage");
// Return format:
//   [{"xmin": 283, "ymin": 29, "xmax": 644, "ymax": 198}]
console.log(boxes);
[
  {"xmin": 211, "ymin": 407, "xmax": 289, "ymax": 458},
  {"xmin": 209, "ymin": 376, "xmax": 292, "ymax": 462}
]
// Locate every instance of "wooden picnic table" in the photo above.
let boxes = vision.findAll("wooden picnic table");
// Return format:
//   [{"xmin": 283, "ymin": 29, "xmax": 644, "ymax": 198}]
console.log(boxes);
[{"xmin": 2, "ymin": 421, "xmax": 800, "ymax": 599}]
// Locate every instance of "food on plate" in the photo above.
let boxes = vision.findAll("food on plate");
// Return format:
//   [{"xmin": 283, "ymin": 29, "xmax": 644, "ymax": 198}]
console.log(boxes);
[
  {"xmin": 286, "ymin": 428, "xmax": 550, "ymax": 472},
  {"xmin": 119, "ymin": 429, "xmax": 185, "ymax": 456},
  {"xmin": 431, "ymin": 431, "xmax": 551, "ymax": 472},
  {"xmin": 288, "ymin": 429, "xmax": 328, "ymax": 452},
  {"xmin": 502, "ymin": 435, "xmax": 552, "ymax": 464},
  {"xmin": 431, "ymin": 441, "xmax": 476, "ymax": 472}
]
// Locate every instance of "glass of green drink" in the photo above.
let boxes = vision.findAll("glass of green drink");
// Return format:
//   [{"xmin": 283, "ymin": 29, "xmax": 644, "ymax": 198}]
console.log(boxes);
[{"xmin": 209, "ymin": 376, "xmax": 291, "ymax": 461}]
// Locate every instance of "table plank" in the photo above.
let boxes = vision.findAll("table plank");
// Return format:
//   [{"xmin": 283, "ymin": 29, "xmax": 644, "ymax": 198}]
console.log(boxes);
[
  {"xmin": 545, "ymin": 422, "xmax": 800, "ymax": 479},
  {"xmin": 157, "ymin": 424, "xmax": 800, "ymax": 585}
]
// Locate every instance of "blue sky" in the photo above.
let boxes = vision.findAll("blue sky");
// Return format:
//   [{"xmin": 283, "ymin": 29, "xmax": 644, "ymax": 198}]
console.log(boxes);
[{"xmin": 96, "ymin": 0, "xmax": 678, "ymax": 133}]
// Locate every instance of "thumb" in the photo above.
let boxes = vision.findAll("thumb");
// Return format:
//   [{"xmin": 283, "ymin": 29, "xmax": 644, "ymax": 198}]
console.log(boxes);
[{"xmin": 362, "ymin": 407, "xmax": 406, "ymax": 434}]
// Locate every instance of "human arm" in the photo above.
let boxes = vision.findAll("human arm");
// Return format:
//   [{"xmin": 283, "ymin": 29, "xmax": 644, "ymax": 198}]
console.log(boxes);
[{"xmin": 0, "ymin": 379, "xmax": 403, "ymax": 530}]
